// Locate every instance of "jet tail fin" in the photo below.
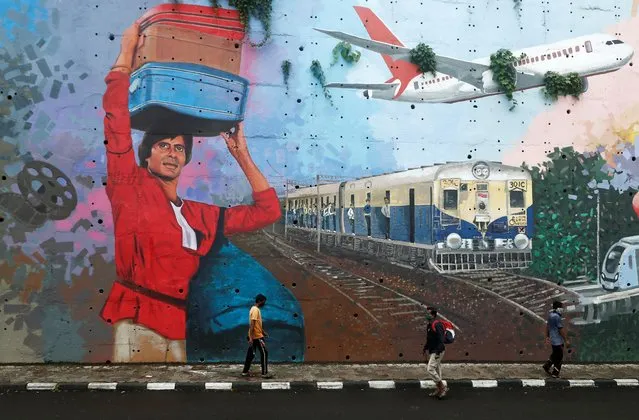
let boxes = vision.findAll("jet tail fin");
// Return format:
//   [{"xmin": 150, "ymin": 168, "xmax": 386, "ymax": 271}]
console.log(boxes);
[{"xmin": 352, "ymin": 6, "xmax": 420, "ymax": 84}]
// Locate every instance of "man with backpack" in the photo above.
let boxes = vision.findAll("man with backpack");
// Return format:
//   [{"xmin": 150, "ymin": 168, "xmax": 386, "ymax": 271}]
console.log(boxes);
[{"xmin": 423, "ymin": 307, "xmax": 454, "ymax": 399}]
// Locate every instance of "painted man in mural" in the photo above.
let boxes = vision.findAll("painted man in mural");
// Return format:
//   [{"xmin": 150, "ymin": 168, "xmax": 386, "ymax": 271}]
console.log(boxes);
[{"xmin": 100, "ymin": 22, "xmax": 281, "ymax": 363}]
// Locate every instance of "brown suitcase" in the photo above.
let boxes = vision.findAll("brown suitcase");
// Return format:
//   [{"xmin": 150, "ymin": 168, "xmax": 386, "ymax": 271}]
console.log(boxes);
[
  {"xmin": 133, "ymin": 23, "xmax": 242, "ymax": 75},
  {"xmin": 132, "ymin": 4, "xmax": 245, "ymax": 75}
]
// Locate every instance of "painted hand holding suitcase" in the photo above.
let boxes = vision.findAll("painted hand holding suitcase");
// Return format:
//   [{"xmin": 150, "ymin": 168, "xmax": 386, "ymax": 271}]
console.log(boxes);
[
  {"xmin": 133, "ymin": 3, "xmax": 245, "ymax": 75},
  {"xmin": 128, "ymin": 62, "xmax": 249, "ymax": 136}
]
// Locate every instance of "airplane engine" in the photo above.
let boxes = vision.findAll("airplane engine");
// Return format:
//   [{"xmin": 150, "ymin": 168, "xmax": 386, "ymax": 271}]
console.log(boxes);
[
  {"xmin": 580, "ymin": 77, "xmax": 589, "ymax": 93},
  {"xmin": 481, "ymin": 70, "xmax": 501, "ymax": 93},
  {"xmin": 363, "ymin": 89, "xmax": 372, "ymax": 99}
]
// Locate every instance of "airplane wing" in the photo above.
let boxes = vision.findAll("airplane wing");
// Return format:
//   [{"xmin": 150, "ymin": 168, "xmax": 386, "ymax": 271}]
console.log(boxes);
[
  {"xmin": 315, "ymin": 28, "xmax": 549, "ymax": 91},
  {"xmin": 314, "ymin": 28, "xmax": 489, "ymax": 89},
  {"xmin": 324, "ymin": 82, "xmax": 398, "ymax": 90},
  {"xmin": 314, "ymin": 29, "xmax": 411, "ymax": 57}
]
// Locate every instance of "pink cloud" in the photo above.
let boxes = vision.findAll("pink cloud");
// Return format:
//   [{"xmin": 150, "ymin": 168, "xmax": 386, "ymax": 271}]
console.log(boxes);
[{"xmin": 503, "ymin": 16, "xmax": 639, "ymax": 167}]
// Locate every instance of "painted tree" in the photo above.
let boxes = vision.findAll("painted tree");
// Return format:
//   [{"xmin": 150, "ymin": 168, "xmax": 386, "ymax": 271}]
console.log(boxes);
[{"xmin": 524, "ymin": 146, "xmax": 639, "ymax": 283}]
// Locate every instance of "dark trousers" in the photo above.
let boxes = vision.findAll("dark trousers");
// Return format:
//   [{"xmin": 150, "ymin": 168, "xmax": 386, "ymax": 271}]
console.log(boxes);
[
  {"xmin": 385, "ymin": 217, "xmax": 390, "ymax": 239},
  {"xmin": 243, "ymin": 338, "xmax": 268, "ymax": 375},
  {"xmin": 365, "ymin": 215, "xmax": 371, "ymax": 236},
  {"xmin": 543, "ymin": 345, "xmax": 563, "ymax": 375}
]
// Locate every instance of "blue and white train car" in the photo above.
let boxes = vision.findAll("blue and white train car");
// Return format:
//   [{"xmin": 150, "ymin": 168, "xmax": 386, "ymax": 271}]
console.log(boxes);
[{"xmin": 282, "ymin": 161, "xmax": 534, "ymax": 271}]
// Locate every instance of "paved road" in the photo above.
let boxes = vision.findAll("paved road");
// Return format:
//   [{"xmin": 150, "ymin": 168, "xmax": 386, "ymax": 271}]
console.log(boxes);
[{"xmin": 1, "ymin": 388, "xmax": 637, "ymax": 419}]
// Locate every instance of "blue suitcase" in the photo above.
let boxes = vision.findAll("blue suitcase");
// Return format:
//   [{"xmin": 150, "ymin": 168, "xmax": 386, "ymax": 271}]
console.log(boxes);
[{"xmin": 128, "ymin": 62, "xmax": 249, "ymax": 137}]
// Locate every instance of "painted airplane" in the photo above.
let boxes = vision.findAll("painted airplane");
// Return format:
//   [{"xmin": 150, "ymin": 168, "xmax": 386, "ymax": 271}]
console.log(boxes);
[{"xmin": 314, "ymin": 6, "xmax": 634, "ymax": 104}]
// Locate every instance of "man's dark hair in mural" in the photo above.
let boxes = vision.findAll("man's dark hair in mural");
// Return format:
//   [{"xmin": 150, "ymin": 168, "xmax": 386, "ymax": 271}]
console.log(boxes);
[
  {"xmin": 242, "ymin": 293, "xmax": 272, "ymax": 378},
  {"xmin": 543, "ymin": 300, "xmax": 568, "ymax": 378},
  {"xmin": 100, "ymin": 21, "xmax": 281, "ymax": 363},
  {"xmin": 423, "ymin": 307, "xmax": 449, "ymax": 399}
]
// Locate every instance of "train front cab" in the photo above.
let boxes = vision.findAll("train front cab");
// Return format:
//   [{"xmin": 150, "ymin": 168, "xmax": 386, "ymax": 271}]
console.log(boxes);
[
  {"xmin": 432, "ymin": 176, "xmax": 533, "ymax": 272},
  {"xmin": 600, "ymin": 236, "xmax": 639, "ymax": 292}
]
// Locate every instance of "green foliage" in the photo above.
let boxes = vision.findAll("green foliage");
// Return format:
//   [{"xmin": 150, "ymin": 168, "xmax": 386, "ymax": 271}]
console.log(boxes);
[
  {"xmin": 409, "ymin": 43, "xmax": 437, "ymax": 76},
  {"xmin": 524, "ymin": 147, "xmax": 639, "ymax": 283},
  {"xmin": 574, "ymin": 312, "xmax": 639, "ymax": 362},
  {"xmin": 310, "ymin": 60, "xmax": 333, "ymax": 105},
  {"xmin": 330, "ymin": 42, "xmax": 361, "ymax": 66},
  {"xmin": 543, "ymin": 71, "xmax": 584, "ymax": 101},
  {"xmin": 281, "ymin": 60, "xmax": 292, "ymax": 92},
  {"xmin": 202, "ymin": 0, "xmax": 273, "ymax": 47},
  {"xmin": 489, "ymin": 49, "xmax": 525, "ymax": 105}
]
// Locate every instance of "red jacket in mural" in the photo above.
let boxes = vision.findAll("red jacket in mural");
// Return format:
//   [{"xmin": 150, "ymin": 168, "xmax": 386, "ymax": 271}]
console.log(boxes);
[{"xmin": 99, "ymin": 70, "xmax": 281, "ymax": 340}]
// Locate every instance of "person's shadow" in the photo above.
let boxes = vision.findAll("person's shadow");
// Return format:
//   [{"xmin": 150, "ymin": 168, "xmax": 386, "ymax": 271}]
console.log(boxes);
[{"xmin": 186, "ymin": 241, "xmax": 305, "ymax": 363}]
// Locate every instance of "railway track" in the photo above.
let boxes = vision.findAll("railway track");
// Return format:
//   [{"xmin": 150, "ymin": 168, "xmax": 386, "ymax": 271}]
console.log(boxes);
[
  {"xmin": 446, "ymin": 271, "xmax": 582, "ymax": 322},
  {"xmin": 262, "ymin": 231, "xmax": 460, "ymax": 333},
  {"xmin": 271, "ymin": 227, "xmax": 582, "ymax": 324}
]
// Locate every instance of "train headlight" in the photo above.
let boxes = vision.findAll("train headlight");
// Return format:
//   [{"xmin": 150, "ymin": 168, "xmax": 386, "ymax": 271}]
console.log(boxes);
[
  {"xmin": 514, "ymin": 234, "xmax": 529, "ymax": 249},
  {"xmin": 446, "ymin": 233, "xmax": 462, "ymax": 249},
  {"xmin": 615, "ymin": 273, "xmax": 619, "ymax": 281},
  {"xmin": 601, "ymin": 272, "xmax": 605, "ymax": 280}
]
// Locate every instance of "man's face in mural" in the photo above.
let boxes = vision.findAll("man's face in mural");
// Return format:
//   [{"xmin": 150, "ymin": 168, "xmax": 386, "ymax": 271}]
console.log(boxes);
[{"xmin": 146, "ymin": 136, "xmax": 187, "ymax": 180}]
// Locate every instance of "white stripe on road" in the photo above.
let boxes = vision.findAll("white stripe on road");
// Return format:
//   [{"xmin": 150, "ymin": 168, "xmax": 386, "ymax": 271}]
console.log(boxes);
[
  {"xmin": 420, "ymin": 380, "xmax": 448, "ymax": 388},
  {"xmin": 262, "ymin": 382, "xmax": 291, "ymax": 390},
  {"xmin": 568, "ymin": 380, "xmax": 595, "ymax": 387},
  {"xmin": 615, "ymin": 379, "xmax": 639, "ymax": 387},
  {"xmin": 205, "ymin": 382, "xmax": 233, "ymax": 391},
  {"xmin": 147, "ymin": 382, "xmax": 175, "ymax": 390},
  {"xmin": 521, "ymin": 379, "xmax": 545, "ymax": 387},
  {"xmin": 27, "ymin": 383, "xmax": 57, "ymax": 391},
  {"xmin": 368, "ymin": 380, "xmax": 395, "ymax": 389},
  {"xmin": 472, "ymin": 380, "xmax": 498, "ymax": 388},
  {"xmin": 88, "ymin": 382, "xmax": 118, "ymax": 390},
  {"xmin": 317, "ymin": 382, "xmax": 344, "ymax": 390}
]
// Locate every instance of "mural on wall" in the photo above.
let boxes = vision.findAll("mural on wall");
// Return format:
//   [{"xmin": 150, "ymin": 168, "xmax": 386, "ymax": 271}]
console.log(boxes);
[{"xmin": 1, "ymin": 0, "xmax": 639, "ymax": 364}]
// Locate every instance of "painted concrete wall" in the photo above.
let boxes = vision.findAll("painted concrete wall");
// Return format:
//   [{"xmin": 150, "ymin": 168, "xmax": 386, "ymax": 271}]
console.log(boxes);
[{"xmin": 1, "ymin": 0, "xmax": 639, "ymax": 363}]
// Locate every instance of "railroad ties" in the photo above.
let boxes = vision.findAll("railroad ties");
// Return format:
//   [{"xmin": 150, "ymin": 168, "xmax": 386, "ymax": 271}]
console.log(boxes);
[
  {"xmin": 265, "ymin": 233, "xmax": 457, "ymax": 332},
  {"xmin": 449, "ymin": 271, "xmax": 582, "ymax": 323}
]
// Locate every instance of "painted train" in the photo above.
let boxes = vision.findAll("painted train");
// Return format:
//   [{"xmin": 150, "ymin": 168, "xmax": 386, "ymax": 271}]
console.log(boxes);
[{"xmin": 281, "ymin": 161, "xmax": 534, "ymax": 271}]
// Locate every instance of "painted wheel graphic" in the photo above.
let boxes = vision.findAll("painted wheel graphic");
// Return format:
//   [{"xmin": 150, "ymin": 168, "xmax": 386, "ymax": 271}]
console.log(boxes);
[{"xmin": 16, "ymin": 161, "xmax": 78, "ymax": 220}]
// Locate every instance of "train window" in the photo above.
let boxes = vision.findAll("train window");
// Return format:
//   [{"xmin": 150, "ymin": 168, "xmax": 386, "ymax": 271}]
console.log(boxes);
[
  {"xmin": 366, "ymin": 192, "xmax": 371, "ymax": 201},
  {"xmin": 443, "ymin": 190, "xmax": 458, "ymax": 210},
  {"xmin": 605, "ymin": 246, "xmax": 624, "ymax": 273},
  {"xmin": 477, "ymin": 183, "xmax": 488, "ymax": 191},
  {"xmin": 460, "ymin": 183, "xmax": 468, "ymax": 192},
  {"xmin": 350, "ymin": 194, "xmax": 355, "ymax": 206},
  {"xmin": 510, "ymin": 190, "xmax": 525, "ymax": 208}
]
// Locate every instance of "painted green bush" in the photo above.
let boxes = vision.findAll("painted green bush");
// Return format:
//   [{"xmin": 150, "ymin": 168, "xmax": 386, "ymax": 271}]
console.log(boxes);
[
  {"xmin": 331, "ymin": 42, "xmax": 361, "ymax": 66},
  {"xmin": 310, "ymin": 60, "xmax": 333, "ymax": 105},
  {"xmin": 543, "ymin": 71, "xmax": 584, "ymax": 101},
  {"xmin": 524, "ymin": 147, "xmax": 639, "ymax": 283},
  {"xmin": 574, "ymin": 312, "xmax": 639, "ymax": 362},
  {"xmin": 206, "ymin": 0, "xmax": 273, "ymax": 47},
  {"xmin": 489, "ymin": 49, "xmax": 525, "ymax": 103},
  {"xmin": 409, "ymin": 42, "xmax": 437, "ymax": 76}
]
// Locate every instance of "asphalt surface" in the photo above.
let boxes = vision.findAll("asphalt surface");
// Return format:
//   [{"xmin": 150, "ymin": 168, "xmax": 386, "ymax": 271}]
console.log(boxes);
[{"xmin": 0, "ymin": 388, "xmax": 637, "ymax": 419}]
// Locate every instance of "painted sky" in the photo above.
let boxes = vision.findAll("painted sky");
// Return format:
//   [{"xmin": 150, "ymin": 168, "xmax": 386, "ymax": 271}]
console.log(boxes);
[{"xmin": 1, "ymin": 0, "xmax": 637, "ymax": 264}]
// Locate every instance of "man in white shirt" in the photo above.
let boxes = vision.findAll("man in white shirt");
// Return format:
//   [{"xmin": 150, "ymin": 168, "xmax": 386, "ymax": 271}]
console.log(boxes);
[{"xmin": 381, "ymin": 197, "xmax": 391, "ymax": 239}]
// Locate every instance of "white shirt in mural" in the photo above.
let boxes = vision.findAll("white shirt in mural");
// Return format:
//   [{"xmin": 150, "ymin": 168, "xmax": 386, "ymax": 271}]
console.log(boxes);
[{"xmin": 170, "ymin": 201, "xmax": 198, "ymax": 251}]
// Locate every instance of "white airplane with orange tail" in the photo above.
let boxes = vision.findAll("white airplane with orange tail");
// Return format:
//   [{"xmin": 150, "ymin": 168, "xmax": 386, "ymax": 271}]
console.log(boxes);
[{"xmin": 315, "ymin": 6, "xmax": 634, "ymax": 104}]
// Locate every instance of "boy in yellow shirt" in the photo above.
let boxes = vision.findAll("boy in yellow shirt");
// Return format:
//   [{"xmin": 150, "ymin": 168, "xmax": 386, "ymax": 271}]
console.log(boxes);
[{"xmin": 242, "ymin": 294, "xmax": 273, "ymax": 378}]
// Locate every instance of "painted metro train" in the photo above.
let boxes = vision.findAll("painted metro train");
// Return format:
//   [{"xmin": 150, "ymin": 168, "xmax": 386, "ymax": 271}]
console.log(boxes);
[{"xmin": 281, "ymin": 161, "xmax": 534, "ymax": 269}]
